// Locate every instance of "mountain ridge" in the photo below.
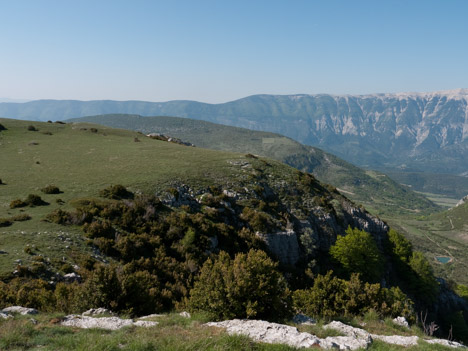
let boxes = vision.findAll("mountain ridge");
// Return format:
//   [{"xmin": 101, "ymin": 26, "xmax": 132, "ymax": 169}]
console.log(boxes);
[{"xmin": 1, "ymin": 89, "xmax": 467, "ymax": 175}]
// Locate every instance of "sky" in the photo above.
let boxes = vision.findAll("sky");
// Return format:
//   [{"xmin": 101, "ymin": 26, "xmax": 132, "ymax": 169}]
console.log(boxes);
[{"xmin": 1, "ymin": 0, "xmax": 467, "ymax": 103}]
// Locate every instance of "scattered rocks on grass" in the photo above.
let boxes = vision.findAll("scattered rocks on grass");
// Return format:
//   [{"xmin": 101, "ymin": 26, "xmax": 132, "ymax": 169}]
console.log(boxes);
[{"xmin": 208, "ymin": 319, "xmax": 466, "ymax": 350}]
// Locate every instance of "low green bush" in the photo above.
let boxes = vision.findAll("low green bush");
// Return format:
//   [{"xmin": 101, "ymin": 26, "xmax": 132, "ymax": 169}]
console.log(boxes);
[
  {"xmin": 27, "ymin": 125, "xmax": 38, "ymax": 131},
  {"xmin": 10, "ymin": 199, "xmax": 26, "ymax": 209},
  {"xmin": 25, "ymin": 194, "xmax": 48, "ymax": 206},
  {"xmin": 99, "ymin": 184, "xmax": 134, "ymax": 200},
  {"xmin": 11, "ymin": 213, "xmax": 31, "ymax": 222},
  {"xmin": 0, "ymin": 218, "xmax": 12, "ymax": 227},
  {"xmin": 41, "ymin": 185, "xmax": 61, "ymax": 194}
]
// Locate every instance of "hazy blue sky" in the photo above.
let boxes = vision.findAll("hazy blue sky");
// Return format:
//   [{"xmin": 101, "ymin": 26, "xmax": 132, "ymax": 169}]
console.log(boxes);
[{"xmin": 1, "ymin": 0, "xmax": 467, "ymax": 102}]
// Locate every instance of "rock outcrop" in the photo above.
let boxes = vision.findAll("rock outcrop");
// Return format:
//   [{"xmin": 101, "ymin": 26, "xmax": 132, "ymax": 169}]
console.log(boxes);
[
  {"xmin": 1, "ymin": 306, "xmax": 39, "ymax": 315},
  {"xmin": 60, "ymin": 315, "xmax": 158, "ymax": 330},
  {"xmin": 207, "ymin": 319, "xmax": 467, "ymax": 350}
]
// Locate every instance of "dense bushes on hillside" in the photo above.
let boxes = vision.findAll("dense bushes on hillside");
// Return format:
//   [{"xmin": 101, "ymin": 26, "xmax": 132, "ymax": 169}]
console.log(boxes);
[
  {"xmin": 2, "ymin": 181, "xmax": 461, "ymax": 340},
  {"xmin": 188, "ymin": 250, "xmax": 292, "ymax": 321},
  {"xmin": 293, "ymin": 271, "xmax": 413, "ymax": 320}
]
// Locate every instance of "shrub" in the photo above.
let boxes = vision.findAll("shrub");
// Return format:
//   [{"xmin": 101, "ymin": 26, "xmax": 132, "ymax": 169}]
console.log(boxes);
[
  {"xmin": 41, "ymin": 185, "xmax": 61, "ymax": 194},
  {"xmin": 11, "ymin": 213, "xmax": 31, "ymax": 222},
  {"xmin": 0, "ymin": 218, "xmax": 12, "ymax": 227},
  {"xmin": 293, "ymin": 271, "xmax": 414, "ymax": 320},
  {"xmin": 0, "ymin": 123, "xmax": 6, "ymax": 131},
  {"xmin": 188, "ymin": 249, "xmax": 292, "ymax": 321},
  {"xmin": 25, "ymin": 194, "xmax": 48, "ymax": 206},
  {"xmin": 24, "ymin": 246, "xmax": 34, "ymax": 255},
  {"xmin": 330, "ymin": 226, "xmax": 383, "ymax": 282},
  {"xmin": 27, "ymin": 125, "xmax": 38, "ymax": 131},
  {"xmin": 44, "ymin": 209, "xmax": 73, "ymax": 225},
  {"xmin": 83, "ymin": 220, "xmax": 115, "ymax": 239},
  {"xmin": 99, "ymin": 184, "xmax": 134, "ymax": 200},
  {"xmin": 10, "ymin": 199, "xmax": 26, "ymax": 209}
]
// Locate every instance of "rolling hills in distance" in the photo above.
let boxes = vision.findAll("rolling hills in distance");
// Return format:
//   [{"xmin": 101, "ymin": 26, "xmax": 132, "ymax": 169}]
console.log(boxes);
[
  {"xmin": 1, "ymin": 89, "xmax": 467, "ymax": 200},
  {"xmin": 67, "ymin": 114, "xmax": 440, "ymax": 217}
]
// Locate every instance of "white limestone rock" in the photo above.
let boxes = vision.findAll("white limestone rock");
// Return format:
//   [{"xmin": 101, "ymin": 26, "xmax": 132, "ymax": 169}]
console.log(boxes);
[
  {"xmin": 0, "ymin": 312, "xmax": 13, "ymax": 319},
  {"xmin": 392, "ymin": 316, "xmax": 409, "ymax": 328},
  {"xmin": 205, "ymin": 319, "xmax": 321, "ymax": 349},
  {"xmin": 371, "ymin": 334, "xmax": 419, "ymax": 347},
  {"xmin": 2, "ymin": 306, "xmax": 38, "ymax": 315},
  {"xmin": 179, "ymin": 311, "xmax": 191, "ymax": 318},
  {"xmin": 61, "ymin": 315, "xmax": 158, "ymax": 330}
]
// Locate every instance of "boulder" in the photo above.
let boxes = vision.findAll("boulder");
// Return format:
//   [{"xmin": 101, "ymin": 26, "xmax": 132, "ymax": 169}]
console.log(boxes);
[
  {"xmin": 61, "ymin": 315, "xmax": 158, "ymax": 330},
  {"xmin": 179, "ymin": 311, "xmax": 191, "ymax": 318},
  {"xmin": 205, "ymin": 319, "xmax": 321, "ymax": 348},
  {"xmin": 392, "ymin": 316, "xmax": 409, "ymax": 328},
  {"xmin": 371, "ymin": 335, "xmax": 419, "ymax": 347},
  {"xmin": 2, "ymin": 306, "xmax": 38, "ymax": 315}
]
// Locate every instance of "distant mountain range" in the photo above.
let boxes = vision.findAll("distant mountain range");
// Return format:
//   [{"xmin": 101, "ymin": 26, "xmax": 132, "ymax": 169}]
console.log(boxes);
[{"xmin": 1, "ymin": 89, "xmax": 467, "ymax": 175}]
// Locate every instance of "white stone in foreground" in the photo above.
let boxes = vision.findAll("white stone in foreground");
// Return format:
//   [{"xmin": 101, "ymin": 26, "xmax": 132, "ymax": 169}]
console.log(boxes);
[
  {"xmin": 371, "ymin": 334, "xmax": 419, "ymax": 347},
  {"xmin": 61, "ymin": 315, "xmax": 158, "ymax": 330},
  {"xmin": 206, "ymin": 319, "xmax": 372, "ymax": 350},
  {"xmin": 206, "ymin": 320, "xmax": 321, "ymax": 348},
  {"xmin": 2, "ymin": 306, "xmax": 38, "ymax": 315}
]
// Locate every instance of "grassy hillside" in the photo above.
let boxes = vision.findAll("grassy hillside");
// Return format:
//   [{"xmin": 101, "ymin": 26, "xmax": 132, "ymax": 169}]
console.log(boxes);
[
  {"xmin": 67, "ymin": 114, "xmax": 440, "ymax": 218},
  {"xmin": 0, "ymin": 118, "xmax": 256, "ymax": 277}
]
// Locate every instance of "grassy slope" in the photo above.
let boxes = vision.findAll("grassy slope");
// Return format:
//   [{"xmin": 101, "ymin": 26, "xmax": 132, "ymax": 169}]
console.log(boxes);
[
  {"xmin": 66, "ymin": 114, "xmax": 440, "ymax": 218},
  {"xmin": 0, "ymin": 118, "xmax": 260, "ymax": 277},
  {"xmin": 0, "ymin": 312, "xmax": 461, "ymax": 351}
]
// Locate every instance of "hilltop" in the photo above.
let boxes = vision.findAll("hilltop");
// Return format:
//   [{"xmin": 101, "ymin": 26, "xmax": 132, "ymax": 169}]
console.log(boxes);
[{"xmin": 67, "ymin": 114, "xmax": 440, "ymax": 217}]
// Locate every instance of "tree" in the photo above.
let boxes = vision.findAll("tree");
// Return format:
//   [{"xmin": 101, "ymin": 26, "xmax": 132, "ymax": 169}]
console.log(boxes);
[
  {"xmin": 330, "ymin": 226, "xmax": 383, "ymax": 282},
  {"xmin": 188, "ymin": 249, "xmax": 292, "ymax": 321}
]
